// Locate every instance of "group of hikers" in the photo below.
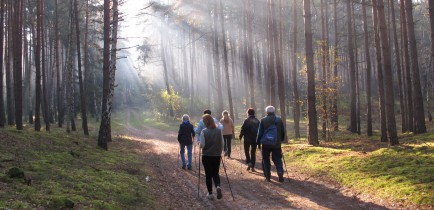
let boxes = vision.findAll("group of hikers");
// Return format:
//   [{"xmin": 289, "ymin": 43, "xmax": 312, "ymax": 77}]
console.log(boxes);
[{"xmin": 177, "ymin": 106, "xmax": 287, "ymax": 200}]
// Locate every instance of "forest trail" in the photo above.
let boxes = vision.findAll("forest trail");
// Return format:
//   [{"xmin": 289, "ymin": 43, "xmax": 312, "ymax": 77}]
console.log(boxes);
[{"xmin": 121, "ymin": 110, "xmax": 390, "ymax": 210}]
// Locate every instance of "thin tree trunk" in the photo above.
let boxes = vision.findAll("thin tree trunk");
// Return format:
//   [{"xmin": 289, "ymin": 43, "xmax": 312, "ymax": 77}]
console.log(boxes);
[
  {"xmin": 304, "ymin": 0, "xmax": 319, "ymax": 146},
  {"xmin": 6, "ymin": 0, "xmax": 14, "ymax": 126},
  {"xmin": 292, "ymin": 0, "xmax": 300, "ymax": 138},
  {"xmin": 41, "ymin": 0, "xmax": 49, "ymax": 131},
  {"xmin": 362, "ymin": 0, "xmax": 373, "ymax": 136},
  {"xmin": 320, "ymin": 0, "xmax": 327, "ymax": 139},
  {"xmin": 34, "ymin": 0, "xmax": 42, "ymax": 131},
  {"xmin": 98, "ymin": 0, "xmax": 112, "ymax": 150},
  {"xmin": 389, "ymin": 0, "xmax": 406, "ymax": 133},
  {"xmin": 212, "ymin": 1, "xmax": 223, "ymax": 114},
  {"xmin": 347, "ymin": 0, "xmax": 357, "ymax": 133},
  {"xmin": 220, "ymin": 0, "xmax": 234, "ymax": 120},
  {"xmin": 400, "ymin": 0, "xmax": 413, "ymax": 132},
  {"xmin": 74, "ymin": 0, "xmax": 89, "ymax": 135},
  {"xmin": 404, "ymin": 0, "xmax": 427, "ymax": 134},
  {"xmin": 55, "ymin": 0, "xmax": 62, "ymax": 127},
  {"xmin": 331, "ymin": 0, "xmax": 339, "ymax": 131},
  {"xmin": 0, "ymin": 0, "xmax": 5, "ymax": 128},
  {"xmin": 13, "ymin": 0, "xmax": 23, "ymax": 130},
  {"xmin": 372, "ymin": 0, "xmax": 388, "ymax": 142}
]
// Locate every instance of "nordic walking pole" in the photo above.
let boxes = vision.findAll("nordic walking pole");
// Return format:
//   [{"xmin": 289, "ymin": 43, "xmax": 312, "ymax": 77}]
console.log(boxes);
[
  {"xmin": 221, "ymin": 157, "xmax": 235, "ymax": 201},
  {"xmin": 282, "ymin": 151, "xmax": 290, "ymax": 182},
  {"xmin": 238, "ymin": 137, "xmax": 243, "ymax": 174},
  {"xmin": 197, "ymin": 143, "xmax": 201, "ymax": 199}
]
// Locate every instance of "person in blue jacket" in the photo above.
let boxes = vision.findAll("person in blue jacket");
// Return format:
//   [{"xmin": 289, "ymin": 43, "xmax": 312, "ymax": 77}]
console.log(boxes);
[
  {"xmin": 257, "ymin": 106, "xmax": 286, "ymax": 182},
  {"xmin": 177, "ymin": 114, "xmax": 195, "ymax": 170},
  {"xmin": 195, "ymin": 110, "xmax": 222, "ymax": 143}
]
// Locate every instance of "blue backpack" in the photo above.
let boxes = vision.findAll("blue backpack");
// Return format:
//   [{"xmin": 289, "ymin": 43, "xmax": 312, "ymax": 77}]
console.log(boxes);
[{"xmin": 260, "ymin": 117, "xmax": 279, "ymax": 146}]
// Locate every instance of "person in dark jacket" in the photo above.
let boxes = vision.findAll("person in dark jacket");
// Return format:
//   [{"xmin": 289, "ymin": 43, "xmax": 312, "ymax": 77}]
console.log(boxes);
[
  {"xmin": 177, "ymin": 114, "xmax": 195, "ymax": 170},
  {"xmin": 239, "ymin": 108, "xmax": 260, "ymax": 172},
  {"xmin": 257, "ymin": 106, "xmax": 286, "ymax": 182}
]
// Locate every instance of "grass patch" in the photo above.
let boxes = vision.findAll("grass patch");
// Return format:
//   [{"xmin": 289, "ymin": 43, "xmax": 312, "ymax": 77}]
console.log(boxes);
[
  {"xmin": 0, "ymin": 122, "xmax": 157, "ymax": 209},
  {"xmin": 284, "ymin": 131, "xmax": 434, "ymax": 207}
]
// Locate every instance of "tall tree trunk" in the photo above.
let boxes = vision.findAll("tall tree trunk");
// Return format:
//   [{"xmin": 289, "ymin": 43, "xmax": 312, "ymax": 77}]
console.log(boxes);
[
  {"xmin": 6, "ymin": 0, "xmax": 14, "ymax": 126},
  {"xmin": 429, "ymin": 0, "xmax": 434, "ymax": 116},
  {"xmin": 400, "ymin": 0, "xmax": 413, "ymax": 132},
  {"xmin": 247, "ymin": 0, "xmax": 255, "ymax": 109},
  {"xmin": 320, "ymin": 0, "xmax": 327, "ymax": 139},
  {"xmin": 347, "ymin": 0, "xmax": 357, "ymax": 133},
  {"xmin": 212, "ymin": 1, "xmax": 223, "ymax": 114},
  {"xmin": 389, "ymin": 0, "xmax": 406, "ymax": 133},
  {"xmin": 41, "ymin": 0, "xmax": 49, "ymax": 131},
  {"xmin": 272, "ymin": 0, "xmax": 286, "ymax": 138},
  {"xmin": 267, "ymin": 0, "xmax": 276, "ymax": 106},
  {"xmin": 189, "ymin": 31, "xmax": 195, "ymax": 114},
  {"xmin": 74, "ymin": 0, "xmax": 89, "ymax": 135},
  {"xmin": 220, "ymin": 0, "xmax": 234, "ymax": 120},
  {"xmin": 304, "ymin": 0, "xmax": 319, "ymax": 146},
  {"xmin": 372, "ymin": 0, "xmax": 388, "ymax": 142},
  {"xmin": 362, "ymin": 0, "xmax": 373, "ymax": 136},
  {"xmin": 34, "ymin": 0, "xmax": 42, "ymax": 131},
  {"xmin": 404, "ymin": 0, "xmax": 427, "ymax": 134},
  {"xmin": 0, "ymin": 0, "xmax": 5, "ymax": 128},
  {"xmin": 55, "ymin": 0, "xmax": 62, "ymax": 127},
  {"xmin": 292, "ymin": 0, "xmax": 300, "ymax": 138},
  {"xmin": 13, "ymin": 0, "xmax": 23, "ymax": 130},
  {"xmin": 331, "ymin": 0, "xmax": 339, "ymax": 131},
  {"xmin": 97, "ymin": 0, "xmax": 111, "ymax": 150}
]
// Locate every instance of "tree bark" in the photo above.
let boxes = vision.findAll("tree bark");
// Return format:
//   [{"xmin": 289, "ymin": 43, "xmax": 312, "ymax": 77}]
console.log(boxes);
[
  {"xmin": 0, "ymin": 0, "xmax": 5, "ymax": 128},
  {"xmin": 400, "ymin": 0, "xmax": 413, "ymax": 132},
  {"xmin": 303, "ymin": 0, "xmax": 319, "ymax": 146},
  {"xmin": 347, "ymin": 0, "xmax": 357, "ymax": 133},
  {"xmin": 292, "ymin": 1, "xmax": 300, "ymax": 138},
  {"xmin": 331, "ymin": 0, "xmax": 339, "ymax": 131},
  {"xmin": 362, "ymin": 0, "xmax": 373, "ymax": 136},
  {"xmin": 220, "ymin": 0, "xmax": 234, "ymax": 121},
  {"xmin": 404, "ymin": 0, "xmax": 427, "ymax": 134},
  {"xmin": 13, "ymin": 0, "xmax": 23, "ymax": 130},
  {"xmin": 98, "ymin": 0, "xmax": 112, "ymax": 150},
  {"xmin": 74, "ymin": 0, "xmax": 89, "ymax": 135}
]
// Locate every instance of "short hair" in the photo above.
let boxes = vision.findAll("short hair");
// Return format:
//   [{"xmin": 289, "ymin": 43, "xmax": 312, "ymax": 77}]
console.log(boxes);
[
  {"xmin": 222, "ymin": 110, "xmax": 229, "ymax": 116},
  {"xmin": 182, "ymin": 114, "xmax": 190, "ymax": 122},
  {"xmin": 247, "ymin": 108, "xmax": 255, "ymax": 116},
  {"xmin": 203, "ymin": 109, "xmax": 211, "ymax": 115},
  {"xmin": 265, "ymin": 106, "xmax": 275, "ymax": 114},
  {"xmin": 202, "ymin": 114, "xmax": 217, "ymax": 129}
]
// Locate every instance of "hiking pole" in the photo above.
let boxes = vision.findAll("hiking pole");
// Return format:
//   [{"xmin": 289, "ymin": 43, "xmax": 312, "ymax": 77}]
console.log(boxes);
[
  {"xmin": 193, "ymin": 138, "xmax": 198, "ymax": 170},
  {"xmin": 221, "ymin": 157, "xmax": 235, "ymax": 201},
  {"xmin": 282, "ymin": 151, "xmax": 290, "ymax": 182},
  {"xmin": 197, "ymin": 145, "xmax": 201, "ymax": 199},
  {"xmin": 238, "ymin": 137, "xmax": 243, "ymax": 174}
]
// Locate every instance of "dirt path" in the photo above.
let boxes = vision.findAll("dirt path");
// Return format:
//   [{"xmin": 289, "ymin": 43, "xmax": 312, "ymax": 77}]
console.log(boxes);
[{"xmin": 121, "ymin": 111, "xmax": 390, "ymax": 210}]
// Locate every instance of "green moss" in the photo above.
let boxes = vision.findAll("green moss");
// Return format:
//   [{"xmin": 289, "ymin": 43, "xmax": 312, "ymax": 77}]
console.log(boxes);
[{"xmin": 285, "ymin": 139, "xmax": 434, "ymax": 206}]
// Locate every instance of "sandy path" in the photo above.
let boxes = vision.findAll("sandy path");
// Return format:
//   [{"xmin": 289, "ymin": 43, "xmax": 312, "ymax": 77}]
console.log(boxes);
[{"xmin": 121, "ymin": 110, "xmax": 390, "ymax": 210}]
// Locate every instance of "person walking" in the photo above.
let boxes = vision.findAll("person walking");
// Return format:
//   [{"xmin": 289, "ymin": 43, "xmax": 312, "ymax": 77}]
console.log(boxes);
[
  {"xmin": 239, "ymin": 108, "xmax": 260, "ymax": 172},
  {"xmin": 177, "ymin": 114, "xmax": 195, "ymax": 170},
  {"xmin": 199, "ymin": 114, "xmax": 224, "ymax": 200},
  {"xmin": 195, "ymin": 109, "xmax": 222, "ymax": 142},
  {"xmin": 220, "ymin": 110, "xmax": 235, "ymax": 158},
  {"xmin": 257, "ymin": 106, "xmax": 286, "ymax": 182}
]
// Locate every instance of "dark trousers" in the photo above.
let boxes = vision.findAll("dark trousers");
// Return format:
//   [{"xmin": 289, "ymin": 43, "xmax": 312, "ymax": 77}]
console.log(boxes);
[
  {"xmin": 223, "ymin": 135, "xmax": 232, "ymax": 157},
  {"xmin": 261, "ymin": 147, "xmax": 283, "ymax": 179},
  {"xmin": 202, "ymin": 156, "xmax": 221, "ymax": 194},
  {"xmin": 244, "ymin": 141, "xmax": 257, "ymax": 167}
]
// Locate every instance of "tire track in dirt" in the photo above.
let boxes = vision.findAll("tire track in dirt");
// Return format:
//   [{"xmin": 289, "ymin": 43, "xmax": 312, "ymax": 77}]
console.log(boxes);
[{"xmin": 121, "ymin": 110, "xmax": 390, "ymax": 210}]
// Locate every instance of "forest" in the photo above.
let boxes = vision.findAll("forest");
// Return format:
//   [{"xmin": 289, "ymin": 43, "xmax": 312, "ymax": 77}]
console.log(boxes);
[{"xmin": 0, "ymin": 0, "xmax": 433, "ymax": 209}]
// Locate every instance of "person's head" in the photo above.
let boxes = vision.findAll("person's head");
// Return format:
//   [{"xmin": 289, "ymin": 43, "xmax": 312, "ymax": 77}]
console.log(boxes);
[
  {"xmin": 182, "ymin": 114, "xmax": 190, "ymax": 122},
  {"xmin": 265, "ymin": 106, "xmax": 275, "ymax": 115},
  {"xmin": 202, "ymin": 114, "xmax": 217, "ymax": 129},
  {"xmin": 222, "ymin": 110, "xmax": 230, "ymax": 121},
  {"xmin": 247, "ymin": 108, "xmax": 255, "ymax": 116},
  {"xmin": 203, "ymin": 109, "xmax": 211, "ymax": 115}
]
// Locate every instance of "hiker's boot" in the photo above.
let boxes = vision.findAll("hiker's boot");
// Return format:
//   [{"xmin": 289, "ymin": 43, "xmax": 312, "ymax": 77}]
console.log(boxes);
[
  {"xmin": 216, "ymin": 186, "xmax": 222, "ymax": 200},
  {"xmin": 278, "ymin": 172, "xmax": 284, "ymax": 183},
  {"xmin": 247, "ymin": 163, "xmax": 252, "ymax": 171},
  {"xmin": 251, "ymin": 167, "xmax": 255, "ymax": 172},
  {"xmin": 206, "ymin": 193, "xmax": 214, "ymax": 200},
  {"xmin": 182, "ymin": 165, "xmax": 186, "ymax": 170}
]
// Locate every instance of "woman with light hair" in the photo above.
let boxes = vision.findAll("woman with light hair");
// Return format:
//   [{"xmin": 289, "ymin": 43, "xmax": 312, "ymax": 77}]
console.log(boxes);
[
  {"xmin": 177, "ymin": 114, "xmax": 195, "ymax": 170},
  {"xmin": 220, "ymin": 110, "xmax": 235, "ymax": 158}
]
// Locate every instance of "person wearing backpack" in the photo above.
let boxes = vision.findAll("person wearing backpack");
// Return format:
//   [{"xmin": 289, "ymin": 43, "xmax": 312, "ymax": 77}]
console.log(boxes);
[
  {"xmin": 177, "ymin": 114, "xmax": 195, "ymax": 170},
  {"xmin": 239, "ymin": 108, "xmax": 260, "ymax": 172},
  {"xmin": 256, "ymin": 106, "xmax": 286, "ymax": 182}
]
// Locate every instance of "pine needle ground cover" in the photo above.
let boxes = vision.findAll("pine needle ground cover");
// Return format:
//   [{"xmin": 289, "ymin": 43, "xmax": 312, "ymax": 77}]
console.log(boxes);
[
  {"xmin": 285, "ymin": 131, "xmax": 434, "ymax": 208},
  {"xmin": 0, "ymin": 123, "xmax": 156, "ymax": 209}
]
